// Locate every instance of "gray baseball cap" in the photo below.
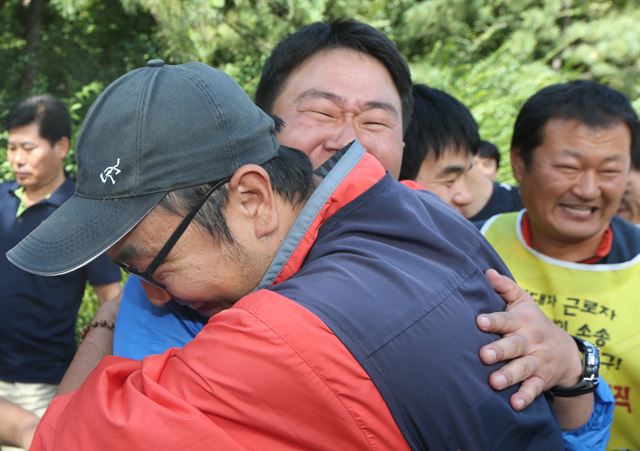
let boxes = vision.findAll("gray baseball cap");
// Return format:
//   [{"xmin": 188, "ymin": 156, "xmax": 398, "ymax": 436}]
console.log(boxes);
[{"xmin": 7, "ymin": 60, "xmax": 279, "ymax": 276}]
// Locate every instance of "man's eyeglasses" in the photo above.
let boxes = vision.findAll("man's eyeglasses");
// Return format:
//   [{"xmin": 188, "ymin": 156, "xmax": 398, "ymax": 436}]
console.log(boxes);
[{"xmin": 116, "ymin": 177, "xmax": 230, "ymax": 289}]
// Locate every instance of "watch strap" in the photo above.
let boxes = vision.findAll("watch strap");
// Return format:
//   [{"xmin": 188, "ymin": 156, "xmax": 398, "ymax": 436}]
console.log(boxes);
[{"xmin": 549, "ymin": 336, "xmax": 600, "ymax": 397}]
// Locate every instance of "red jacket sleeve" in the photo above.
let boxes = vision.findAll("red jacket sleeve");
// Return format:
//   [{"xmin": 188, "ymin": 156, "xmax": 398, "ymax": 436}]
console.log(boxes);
[{"xmin": 32, "ymin": 291, "xmax": 407, "ymax": 450}]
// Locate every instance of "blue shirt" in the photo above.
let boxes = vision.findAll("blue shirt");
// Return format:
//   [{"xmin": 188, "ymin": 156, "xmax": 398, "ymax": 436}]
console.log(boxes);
[
  {"xmin": 1, "ymin": 178, "xmax": 121, "ymax": 384},
  {"xmin": 114, "ymin": 275, "xmax": 206, "ymax": 359}
]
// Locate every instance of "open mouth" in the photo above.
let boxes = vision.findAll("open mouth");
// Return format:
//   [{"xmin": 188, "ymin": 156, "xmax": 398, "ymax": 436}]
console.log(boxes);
[{"xmin": 559, "ymin": 203, "xmax": 598, "ymax": 218}]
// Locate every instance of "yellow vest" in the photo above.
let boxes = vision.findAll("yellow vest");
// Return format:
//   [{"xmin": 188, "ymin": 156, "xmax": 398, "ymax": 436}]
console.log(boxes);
[{"xmin": 482, "ymin": 211, "xmax": 640, "ymax": 451}]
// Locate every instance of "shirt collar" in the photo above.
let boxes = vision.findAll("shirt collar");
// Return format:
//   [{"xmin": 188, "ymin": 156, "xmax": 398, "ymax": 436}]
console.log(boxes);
[
  {"xmin": 9, "ymin": 175, "xmax": 74, "ymax": 209},
  {"xmin": 47, "ymin": 175, "xmax": 75, "ymax": 206}
]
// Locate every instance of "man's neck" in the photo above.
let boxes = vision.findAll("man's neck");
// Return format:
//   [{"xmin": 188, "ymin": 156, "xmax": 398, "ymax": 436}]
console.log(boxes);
[
  {"xmin": 21, "ymin": 172, "xmax": 66, "ymax": 206},
  {"xmin": 531, "ymin": 236, "xmax": 602, "ymax": 262}
]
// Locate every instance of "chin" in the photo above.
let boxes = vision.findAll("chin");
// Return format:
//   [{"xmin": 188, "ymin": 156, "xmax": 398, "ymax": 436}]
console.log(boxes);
[
  {"xmin": 554, "ymin": 225, "xmax": 605, "ymax": 244},
  {"xmin": 552, "ymin": 213, "xmax": 607, "ymax": 233}
]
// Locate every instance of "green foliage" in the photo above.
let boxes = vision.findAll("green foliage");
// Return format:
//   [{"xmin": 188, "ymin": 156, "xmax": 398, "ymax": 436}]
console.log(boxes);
[
  {"xmin": 2, "ymin": 0, "xmax": 638, "ymax": 183},
  {"xmin": 76, "ymin": 284, "xmax": 100, "ymax": 343},
  {"xmin": 118, "ymin": 0, "xmax": 414, "ymax": 94},
  {"xmin": 0, "ymin": 0, "xmax": 161, "ymax": 181}
]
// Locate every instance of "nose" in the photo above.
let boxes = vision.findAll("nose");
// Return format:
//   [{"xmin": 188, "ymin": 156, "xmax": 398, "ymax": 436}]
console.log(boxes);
[
  {"xmin": 572, "ymin": 171, "xmax": 600, "ymax": 200},
  {"xmin": 11, "ymin": 148, "xmax": 27, "ymax": 166},
  {"xmin": 140, "ymin": 281, "xmax": 172, "ymax": 307},
  {"xmin": 324, "ymin": 117, "xmax": 358, "ymax": 151}
]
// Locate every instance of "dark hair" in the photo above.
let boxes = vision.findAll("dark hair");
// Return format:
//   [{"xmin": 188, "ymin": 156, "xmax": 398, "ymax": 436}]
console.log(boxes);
[
  {"xmin": 159, "ymin": 146, "xmax": 315, "ymax": 243},
  {"xmin": 5, "ymin": 95, "xmax": 71, "ymax": 146},
  {"xmin": 511, "ymin": 80, "xmax": 640, "ymax": 169},
  {"xmin": 400, "ymin": 84, "xmax": 480, "ymax": 180},
  {"xmin": 255, "ymin": 19, "xmax": 414, "ymax": 132},
  {"xmin": 476, "ymin": 140, "xmax": 500, "ymax": 168}
]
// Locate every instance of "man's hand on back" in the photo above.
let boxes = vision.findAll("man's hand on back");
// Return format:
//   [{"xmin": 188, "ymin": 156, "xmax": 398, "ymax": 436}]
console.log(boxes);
[{"xmin": 477, "ymin": 269, "xmax": 583, "ymax": 410}]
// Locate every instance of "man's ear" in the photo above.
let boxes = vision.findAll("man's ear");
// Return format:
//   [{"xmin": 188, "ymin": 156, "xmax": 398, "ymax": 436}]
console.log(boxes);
[
  {"xmin": 227, "ymin": 164, "xmax": 277, "ymax": 239},
  {"xmin": 140, "ymin": 281, "xmax": 172, "ymax": 308},
  {"xmin": 511, "ymin": 147, "xmax": 525, "ymax": 183},
  {"xmin": 53, "ymin": 137, "xmax": 70, "ymax": 160}
]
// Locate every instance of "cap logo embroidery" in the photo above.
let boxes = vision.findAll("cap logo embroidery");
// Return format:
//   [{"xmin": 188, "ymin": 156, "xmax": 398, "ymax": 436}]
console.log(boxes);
[{"xmin": 100, "ymin": 158, "xmax": 122, "ymax": 185}]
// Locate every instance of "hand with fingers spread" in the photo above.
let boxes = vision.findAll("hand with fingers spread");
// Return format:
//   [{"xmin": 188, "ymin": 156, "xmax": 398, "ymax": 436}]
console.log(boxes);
[{"xmin": 476, "ymin": 269, "xmax": 593, "ymax": 427}]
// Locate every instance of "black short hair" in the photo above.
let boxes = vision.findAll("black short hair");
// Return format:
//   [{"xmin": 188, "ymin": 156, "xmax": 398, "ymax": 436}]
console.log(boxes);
[
  {"xmin": 159, "ymin": 146, "xmax": 315, "ymax": 244},
  {"xmin": 476, "ymin": 140, "xmax": 500, "ymax": 168},
  {"xmin": 400, "ymin": 84, "xmax": 480, "ymax": 180},
  {"xmin": 255, "ymin": 19, "xmax": 413, "ymax": 132},
  {"xmin": 5, "ymin": 95, "xmax": 71, "ymax": 146},
  {"xmin": 511, "ymin": 80, "xmax": 640, "ymax": 169}
]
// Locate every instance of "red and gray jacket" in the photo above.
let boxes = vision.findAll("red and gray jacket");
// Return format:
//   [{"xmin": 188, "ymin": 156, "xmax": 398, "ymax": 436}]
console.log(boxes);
[{"xmin": 33, "ymin": 142, "xmax": 563, "ymax": 450}]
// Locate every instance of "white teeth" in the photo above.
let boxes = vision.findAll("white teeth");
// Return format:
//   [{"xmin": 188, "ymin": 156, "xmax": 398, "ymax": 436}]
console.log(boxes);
[{"xmin": 561, "ymin": 204, "xmax": 595, "ymax": 215}]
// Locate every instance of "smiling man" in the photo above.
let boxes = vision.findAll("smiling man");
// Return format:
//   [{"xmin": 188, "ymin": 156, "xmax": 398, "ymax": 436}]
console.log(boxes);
[{"xmin": 481, "ymin": 80, "xmax": 640, "ymax": 450}]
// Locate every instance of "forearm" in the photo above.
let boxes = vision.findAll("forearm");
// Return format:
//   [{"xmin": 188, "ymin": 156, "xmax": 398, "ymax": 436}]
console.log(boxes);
[
  {"xmin": 57, "ymin": 298, "xmax": 120, "ymax": 395},
  {"xmin": 553, "ymin": 394, "xmax": 594, "ymax": 430},
  {"xmin": 0, "ymin": 396, "xmax": 39, "ymax": 448},
  {"xmin": 94, "ymin": 282, "xmax": 122, "ymax": 305},
  {"xmin": 57, "ymin": 325, "xmax": 114, "ymax": 395},
  {"xmin": 561, "ymin": 379, "xmax": 614, "ymax": 451}
]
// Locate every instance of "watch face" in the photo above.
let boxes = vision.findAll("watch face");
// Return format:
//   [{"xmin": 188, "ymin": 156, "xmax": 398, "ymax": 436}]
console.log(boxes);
[{"xmin": 582, "ymin": 339, "xmax": 600, "ymax": 375}]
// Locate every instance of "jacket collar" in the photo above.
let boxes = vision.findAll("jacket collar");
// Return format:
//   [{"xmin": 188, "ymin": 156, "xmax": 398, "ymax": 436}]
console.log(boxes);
[{"xmin": 257, "ymin": 141, "xmax": 387, "ymax": 288}]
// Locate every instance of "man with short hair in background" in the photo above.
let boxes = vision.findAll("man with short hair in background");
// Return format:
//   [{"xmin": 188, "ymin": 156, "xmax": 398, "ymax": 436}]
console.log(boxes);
[
  {"xmin": 396, "ymin": 84, "xmax": 525, "ymax": 224},
  {"xmin": 399, "ymin": 84, "xmax": 523, "ymax": 221},
  {"xmin": 0, "ymin": 95, "xmax": 121, "ymax": 444},
  {"xmin": 400, "ymin": 84, "xmax": 478, "ymax": 213},
  {"xmin": 475, "ymin": 140, "xmax": 501, "ymax": 180},
  {"xmin": 481, "ymin": 80, "xmax": 640, "ymax": 450}
]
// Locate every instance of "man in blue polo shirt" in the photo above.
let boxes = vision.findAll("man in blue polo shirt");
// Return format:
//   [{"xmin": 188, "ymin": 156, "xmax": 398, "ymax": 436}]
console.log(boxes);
[{"xmin": 0, "ymin": 95, "xmax": 121, "ymax": 428}]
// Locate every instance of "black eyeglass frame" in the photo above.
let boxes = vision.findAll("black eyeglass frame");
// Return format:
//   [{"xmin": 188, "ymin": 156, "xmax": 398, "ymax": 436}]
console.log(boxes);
[{"xmin": 116, "ymin": 177, "xmax": 230, "ymax": 289}]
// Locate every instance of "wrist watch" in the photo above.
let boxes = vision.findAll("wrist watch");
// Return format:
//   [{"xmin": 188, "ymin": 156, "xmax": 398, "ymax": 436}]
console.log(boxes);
[{"xmin": 549, "ymin": 336, "xmax": 600, "ymax": 397}]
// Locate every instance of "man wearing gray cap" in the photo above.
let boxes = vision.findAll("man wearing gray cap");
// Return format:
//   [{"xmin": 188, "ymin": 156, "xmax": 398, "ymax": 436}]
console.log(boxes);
[{"xmin": 8, "ymin": 60, "xmax": 569, "ymax": 450}]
